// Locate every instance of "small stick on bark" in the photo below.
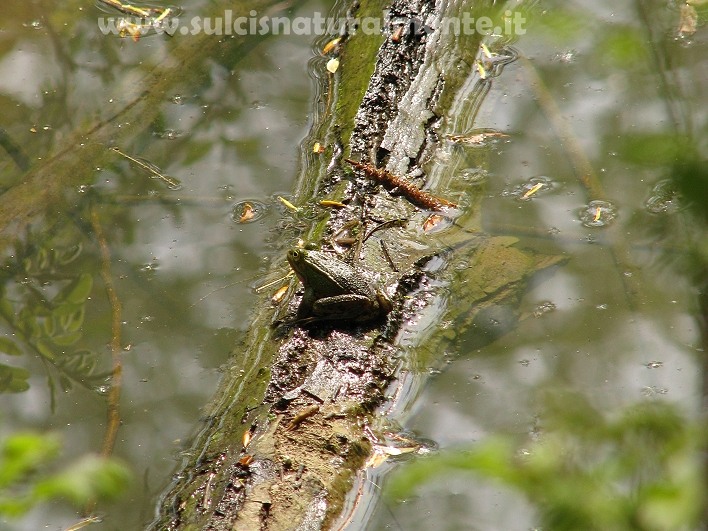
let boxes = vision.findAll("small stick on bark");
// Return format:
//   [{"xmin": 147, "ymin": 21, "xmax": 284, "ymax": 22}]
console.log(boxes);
[{"xmin": 345, "ymin": 159, "xmax": 457, "ymax": 211}]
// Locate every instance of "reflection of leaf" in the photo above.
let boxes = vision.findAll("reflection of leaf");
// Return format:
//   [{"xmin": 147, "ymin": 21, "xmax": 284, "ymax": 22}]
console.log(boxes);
[
  {"xmin": 35, "ymin": 340, "xmax": 55, "ymax": 361},
  {"xmin": 51, "ymin": 331, "xmax": 82, "ymax": 347},
  {"xmin": 52, "ymin": 304, "xmax": 85, "ymax": 334},
  {"xmin": 182, "ymin": 141, "xmax": 213, "ymax": 166},
  {"xmin": 57, "ymin": 273, "xmax": 93, "ymax": 305},
  {"xmin": 0, "ymin": 337, "xmax": 22, "ymax": 356},
  {"xmin": 594, "ymin": 27, "xmax": 647, "ymax": 67},
  {"xmin": 0, "ymin": 432, "xmax": 130, "ymax": 517},
  {"xmin": 0, "ymin": 363, "xmax": 30, "ymax": 393},
  {"xmin": 611, "ymin": 133, "xmax": 689, "ymax": 167},
  {"xmin": 33, "ymin": 455, "xmax": 131, "ymax": 506},
  {"xmin": 0, "ymin": 297, "xmax": 13, "ymax": 319}
]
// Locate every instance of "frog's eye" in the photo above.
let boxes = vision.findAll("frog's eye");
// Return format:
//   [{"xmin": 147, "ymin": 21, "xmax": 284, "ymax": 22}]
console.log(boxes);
[{"xmin": 289, "ymin": 249, "xmax": 302, "ymax": 260}]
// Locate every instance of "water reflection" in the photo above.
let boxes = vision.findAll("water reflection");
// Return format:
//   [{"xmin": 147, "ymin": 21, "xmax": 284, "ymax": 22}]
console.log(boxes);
[
  {"xmin": 0, "ymin": 0, "xmax": 326, "ymax": 529},
  {"xmin": 370, "ymin": 0, "xmax": 707, "ymax": 528}
]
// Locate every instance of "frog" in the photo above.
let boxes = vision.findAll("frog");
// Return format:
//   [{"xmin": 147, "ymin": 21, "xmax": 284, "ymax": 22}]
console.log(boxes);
[{"xmin": 286, "ymin": 248, "xmax": 392, "ymax": 323}]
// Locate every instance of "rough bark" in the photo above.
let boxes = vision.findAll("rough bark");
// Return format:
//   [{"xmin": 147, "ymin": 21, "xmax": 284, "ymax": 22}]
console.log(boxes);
[{"xmin": 151, "ymin": 0, "xmax": 564, "ymax": 529}]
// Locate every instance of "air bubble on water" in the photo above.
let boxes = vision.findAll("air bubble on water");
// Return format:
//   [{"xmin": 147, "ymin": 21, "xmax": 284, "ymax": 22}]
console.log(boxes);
[
  {"xmin": 579, "ymin": 200, "xmax": 617, "ymax": 227},
  {"xmin": 596, "ymin": 303, "xmax": 608, "ymax": 310},
  {"xmin": 552, "ymin": 49, "xmax": 577, "ymax": 63},
  {"xmin": 95, "ymin": 385, "xmax": 109, "ymax": 395},
  {"xmin": 453, "ymin": 260, "xmax": 469, "ymax": 271},
  {"xmin": 155, "ymin": 129, "xmax": 183, "ymax": 140},
  {"xmin": 533, "ymin": 301, "xmax": 556, "ymax": 317},
  {"xmin": 77, "ymin": 184, "xmax": 91, "ymax": 193},
  {"xmin": 458, "ymin": 168, "xmax": 487, "ymax": 183},
  {"xmin": 641, "ymin": 386, "xmax": 668, "ymax": 397},
  {"xmin": 166, "ymin": 179, "xmax": 183, "ymax": 191},
  {"xmin": 644, "ymin": 361, "xmax": 663, "ymax": 369},
  {"xmin": 645, "ymin": 179, "xmax": 679, "ymax": 214},
  {"xmin": 140, "ymin": 260, "xmax": 160, "ymax": 273},
  {"xmin": 140, "ymin": 315, "xmax": 155, "ymax": 323},
  {"xmin": 171, "ymin": 94, "xmax": 185, "ymax": 105}
]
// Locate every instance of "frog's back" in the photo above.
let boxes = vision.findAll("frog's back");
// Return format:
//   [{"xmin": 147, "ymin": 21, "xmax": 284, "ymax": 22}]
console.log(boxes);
[{"xmin": 306, "ymin": 251, "xmax": 376, "ymax": 296}]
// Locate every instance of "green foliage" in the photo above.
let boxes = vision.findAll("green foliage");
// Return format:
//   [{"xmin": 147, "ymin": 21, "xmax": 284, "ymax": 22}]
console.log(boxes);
[
  {"xmin": 387, "ymin": 392, "xmax": 706, "ymax": 530},
  {"xmin": 0, "ymin": 431, "xmax": 130, "ymax": 517}
]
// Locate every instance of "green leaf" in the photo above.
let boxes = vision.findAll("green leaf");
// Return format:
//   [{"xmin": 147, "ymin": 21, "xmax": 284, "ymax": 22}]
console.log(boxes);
[{"xmin": 0, "ymin": 337, "xmax": 22, "ymax": 356}]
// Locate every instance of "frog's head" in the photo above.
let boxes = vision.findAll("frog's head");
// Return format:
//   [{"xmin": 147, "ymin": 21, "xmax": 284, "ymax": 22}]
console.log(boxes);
[{"xmin": 287, "ymin": 248, "xmax": 310, "ymax": 281}]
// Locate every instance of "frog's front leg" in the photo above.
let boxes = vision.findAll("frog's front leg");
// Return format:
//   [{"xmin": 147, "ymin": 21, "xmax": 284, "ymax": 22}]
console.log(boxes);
[
  {"xmin": 311, "ymin": 294, "xmax": 377, "ymax": 320},
  {"xmin": 296, "ymin": 287, "xmax": 317, "ymax": 319}
]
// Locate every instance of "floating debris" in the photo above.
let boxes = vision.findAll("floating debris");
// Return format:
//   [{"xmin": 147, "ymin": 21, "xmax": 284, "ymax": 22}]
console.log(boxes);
[
  {"xmin": 645, "ymin": 361, "xmax": 663, "ymax": 369},
  {"xmin": 579, "ymin": 199, "xmax": 617, "ymax": 227},
  {"xmin": 326, "ymin": 58, "xmax": 340, "ymax": 73},
  {"xmin": 277, "ymin": 196, "xmax": 300, "ymax": 212},
  {"xmin": 322, "ymin": 37, "xmax": 342, "ymax": 55},
  {"xmin": 231, "ymin": 200, "xmax": 268, "ymax": 223},
  {"xmin": 270, "ymin": 285, "xmax": 289, "ymax": 305},
  {"xmin": 504, "ymin": 176, "xmax": 555, "ymax": 201},
  {"xmin": 445, "ymin": 129, "xmax": 509, "ymax": 146},
  {"xmin": 319, "ymin": 200, "xmax": 346, "ymax": 208},
  {"xmin": 98, "ymin": 0, "xmax": 177, "ymax": 42},
  {"xmin": 111, "ymin": 147, "xmax": 182, "ymax": 190}
]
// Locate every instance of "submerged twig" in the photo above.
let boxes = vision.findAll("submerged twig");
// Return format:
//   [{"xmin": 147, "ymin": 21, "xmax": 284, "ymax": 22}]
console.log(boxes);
[
  {"xmin": 520, "ymin": 56, "xmax": 605, "ymax": 201},
  {"xmin": 89, "ymin": 206, "xmax": 124, "ymax": 465},
  {"xmin": 81, "ymin": 205, "xmax": 123, "ymax": 516}
]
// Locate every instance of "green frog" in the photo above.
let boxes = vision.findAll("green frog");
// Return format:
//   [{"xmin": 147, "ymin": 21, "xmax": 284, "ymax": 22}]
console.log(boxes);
[{"xmin": 287, "ymin": 248, "xmax": 392, "ymax": 322}]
